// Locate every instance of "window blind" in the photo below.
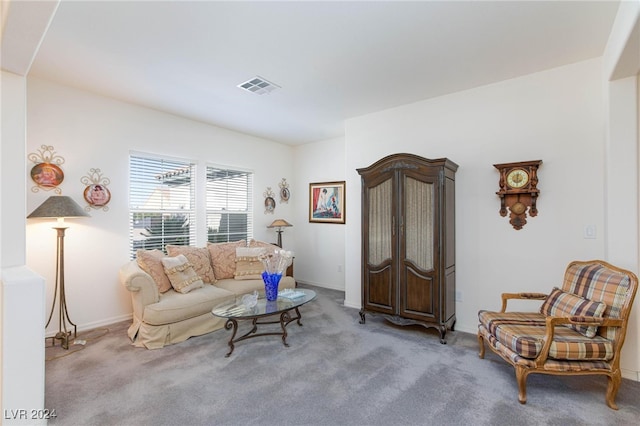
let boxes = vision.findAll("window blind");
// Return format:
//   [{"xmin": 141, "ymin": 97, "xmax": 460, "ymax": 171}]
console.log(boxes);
[
  {"xmin": 206, "ymin": 166, "xmax": 253, "ymax": 243},
  {"xmin": 129, "ymin": 154, "xmax": 196, "ymax": 258}
]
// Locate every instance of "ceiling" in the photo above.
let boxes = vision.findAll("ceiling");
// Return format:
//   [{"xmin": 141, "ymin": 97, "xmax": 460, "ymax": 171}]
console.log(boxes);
[{"xmin": 2, "ymin": 1, "xmax": 620, "ymax": 145}]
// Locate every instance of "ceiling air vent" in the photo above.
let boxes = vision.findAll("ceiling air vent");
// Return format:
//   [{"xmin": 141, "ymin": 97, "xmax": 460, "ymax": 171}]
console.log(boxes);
[{"xmin": 237, "ymin": 76, "xmax": 280, "ymax": 95}]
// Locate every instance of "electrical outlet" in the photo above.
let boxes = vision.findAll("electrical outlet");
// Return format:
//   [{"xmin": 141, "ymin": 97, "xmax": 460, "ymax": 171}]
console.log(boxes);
[
  {"xmin": 337, "ymin": 264, "xmax": 343, "ymax": 273},
  {"xmin": 455, "ymin": 291, "xmax": 462, "ymax": 302},
  {"xmin": 584, "ymin": 225, "xmax": 596, "ymax": 239}
]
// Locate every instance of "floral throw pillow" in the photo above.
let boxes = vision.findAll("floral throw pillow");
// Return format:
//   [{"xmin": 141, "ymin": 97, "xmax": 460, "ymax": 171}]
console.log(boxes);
[
  {"xmin": 249, "ymin": 239, "xmax": 293, "ymax": 268},
  {"xmin": 136, "ymin": 249, "xmax": 172, "ymax": 293},
  {"xmin": 166, "ymin": 245, "xmax": 216, "ymax": 283},
  {"xmin": 207, "ymin": 240, "xmax": 246, "ymax": 280},
  {"xmin": 248, "ymin": 239, "xmax": 280, "ymax": 256}
]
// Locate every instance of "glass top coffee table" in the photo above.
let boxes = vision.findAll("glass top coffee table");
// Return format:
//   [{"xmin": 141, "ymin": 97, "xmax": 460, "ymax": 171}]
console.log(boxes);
[{"xmin": 212, "ymin": 288, "xmax": 316, "ymax": 357}]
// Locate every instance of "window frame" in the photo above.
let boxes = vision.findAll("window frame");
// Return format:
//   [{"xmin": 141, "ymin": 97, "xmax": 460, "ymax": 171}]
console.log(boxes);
[
  {"xmin": 205, "ymin": 164, "xmax": 254, "ymax": 244},
  {"xmin": 128, "ymin": 152, "xmax": 197, "ymax": 258},
  {"xmin": 128, "ymin": 153, "xmax": 256, "ymax": 259}
]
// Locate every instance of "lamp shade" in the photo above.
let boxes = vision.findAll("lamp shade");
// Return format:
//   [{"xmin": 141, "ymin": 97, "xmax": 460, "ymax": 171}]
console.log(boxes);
[
  {"xmin": 267, "ymin": 219, "xmax": 292, "ymax": 228},
  {"xmin": 27, "ymin": 196, "xmax": 90, "ymax": 219}
]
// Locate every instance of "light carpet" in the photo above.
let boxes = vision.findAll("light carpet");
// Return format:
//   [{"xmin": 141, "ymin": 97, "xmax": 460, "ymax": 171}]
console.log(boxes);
[{"xmin": 45, "ymin": 285, "xmax": 640, "ymax": 425}]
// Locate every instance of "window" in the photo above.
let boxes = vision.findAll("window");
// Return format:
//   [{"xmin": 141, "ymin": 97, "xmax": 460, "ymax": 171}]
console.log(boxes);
[
  {"xmin": 129, "ymin": 154, "xmax": 196, "ymax": 258},
  {"xmin": 206, "ymin": 166, "xmax": 253, "ymax": 243}
]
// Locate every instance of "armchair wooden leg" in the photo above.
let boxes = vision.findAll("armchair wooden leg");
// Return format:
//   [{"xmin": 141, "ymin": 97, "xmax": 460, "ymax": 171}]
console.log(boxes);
[
  {"xmin": 606, "ymin": 371, "xmax": 621, "ymax": 410},
  {"xmin": 477, "ymin": 333, "xmax": 485, "ymax": 359},
  {"xmin": 515, "ymin": 365, "xmax": 528, "ymax": 404}
]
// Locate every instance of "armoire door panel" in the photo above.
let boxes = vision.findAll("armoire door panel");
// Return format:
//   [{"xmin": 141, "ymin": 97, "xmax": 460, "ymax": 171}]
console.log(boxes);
[
  {"xmin": 403, "ymin": 176, "xmax": 434, "ymax": 271},
  {"xmin": 401, "ymin": 266, "xmax": 437, "ymax": 318},
  {"xmin": 445, "ymin": 176, "xmax": 455, "ymax": 268},
  {"xmin": 444, "ymin": 267, "xmax": 456, "ymax": 321},
  {"xmin": 367, "ymin": 178, "xmax": 393, "ymax": 266},
  {"xmin": 366, "ymin": 264, "xmax": 395, "ymax": 312}
]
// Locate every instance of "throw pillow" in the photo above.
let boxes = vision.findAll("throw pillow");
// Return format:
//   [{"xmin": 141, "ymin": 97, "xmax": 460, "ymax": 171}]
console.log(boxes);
[
  {"xmin": 136, "ymin": 249, "xmax": 172, "ymax": 293},
  {"xmin": 207, "ymin": 240, "xmax": 246, "ymax": 280},
  {"xmin": 166, "ymin": 245, "xmax": 216, "ymax": 283},
  {"xmin": 248, "ymin": 239, "xmax": 293, "ymax": 268},
  {"xmin": 539, "ymin": 287, "xmax": 607, "ymax": 338},
  {"xmin": 234, "ymin": 247, "xmax": 266, "ymax": 280},
  {"xmin": 248, "ymin": 239, "xmax": 280, "ymax": 256},
  {"xmin": 161, "ymin": 254, "xmax": 204, "ymax": 294}
]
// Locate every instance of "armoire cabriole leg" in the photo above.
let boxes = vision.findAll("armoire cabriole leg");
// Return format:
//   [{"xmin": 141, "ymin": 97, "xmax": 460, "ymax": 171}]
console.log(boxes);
[
  {"xmin": 477, "ymin": 334, "xmax": 485, "ymax": 359},
  {"xmin": 606, "ymin": 371, "xmax": 621, "ymax": 410},
  {"xmin": 515, "ymin": 366, "xmax": 528, "ymax": 404}
]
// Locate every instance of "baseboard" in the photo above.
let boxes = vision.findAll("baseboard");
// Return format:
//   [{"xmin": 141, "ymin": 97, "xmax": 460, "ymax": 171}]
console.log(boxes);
[
  {"xmin": 622, "ymin": 368, "xmax": 640, "ymax": 382},
  {"xmin": 296, "ymin": 279, "xmax": 344, "ymax": 292},
  {"xmin": 45, "ymin": 313, "xmax": 132, "ymax": 339},
  {"xmin": 343, "ymin": 299, "xmax": 360, "ymax": 310}
]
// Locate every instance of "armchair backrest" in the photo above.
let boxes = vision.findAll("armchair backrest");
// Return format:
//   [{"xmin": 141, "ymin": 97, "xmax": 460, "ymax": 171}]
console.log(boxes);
[{"xmin": 561, "ymin": 260, "xmax": 638, "ymax": 341}]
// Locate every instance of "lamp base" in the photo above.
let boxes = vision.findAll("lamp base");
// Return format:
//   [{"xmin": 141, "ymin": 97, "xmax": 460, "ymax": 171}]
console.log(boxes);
[
  {"xmin": 45, "ymin": 226, "xmax": 77, "ymax": 350},
  {"xmin": 49, "ymin": 329, "xmax": 75, "ymax": 350}
]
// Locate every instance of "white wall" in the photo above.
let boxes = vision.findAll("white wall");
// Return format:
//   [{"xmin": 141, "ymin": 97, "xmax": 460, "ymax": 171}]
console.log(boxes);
[
  {"xmin": 344, "ymin": 59, "xmax": 608, "ymax": 328},
  {"xmin": 1, "ymin": 70, "xmax": 46, "ymax": 423},
  {"xmin": 602, "ymin": 0, "xmax": 640, "ymax": 378},
  {"xmin": 606, "ymin": 76, "xmax": 639, "ymax": 377},
  {"xmin": 25, "ymin": 77, "xmax": 295, "ymax": 335},
  {"xmin": 292, "ymin": 136, "xmax": 346, "ymax": 291},
  {"xmin": 343, "ymin": 56, "xmax": 640, "ymax": 378},
  {"xmin": 1, "ymin": 71, "xmax": 27, "ymax": 268}
]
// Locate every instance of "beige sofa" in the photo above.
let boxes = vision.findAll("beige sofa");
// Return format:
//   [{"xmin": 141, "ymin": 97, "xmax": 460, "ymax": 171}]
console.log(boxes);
[{"xmin": 119, "ymin": 241, "xmax": 295, "ymax": 349}]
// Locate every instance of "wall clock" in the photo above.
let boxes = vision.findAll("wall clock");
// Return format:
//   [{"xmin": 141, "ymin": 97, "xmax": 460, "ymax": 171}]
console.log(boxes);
[{"xmin": 494, "ymin": 160, "xmax": 542, "ymax": 230}]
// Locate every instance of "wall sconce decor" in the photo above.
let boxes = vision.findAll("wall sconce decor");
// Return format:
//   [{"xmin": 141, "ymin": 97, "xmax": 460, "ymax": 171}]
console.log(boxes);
[
  {"xmin": 268, "ymin": 219, "xmax": 293, "ymax": 247},
  {"xmin": 27, "ymin": 196, "xmax": 90, "ymax": 349},
  {"xmin": 81, "ymin": 168, "xmax": 112, "ymax": 211},
  {"xmin": 28, "ymin": 145, "xmax": 65, "ymax": 194}
]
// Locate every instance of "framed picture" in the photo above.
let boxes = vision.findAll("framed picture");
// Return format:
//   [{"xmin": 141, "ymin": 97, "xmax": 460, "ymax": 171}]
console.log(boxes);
[{"xmin": 309, "ymin": 181, "xmax": 345, "ymax": 224}]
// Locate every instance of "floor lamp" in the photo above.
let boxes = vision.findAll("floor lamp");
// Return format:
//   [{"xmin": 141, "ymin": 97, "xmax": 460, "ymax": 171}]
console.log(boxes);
[
  {"xmin": 267, "ymin": 219, "xmax": 292, "ymax": 248},
  {"xmin": 28, "ymin": 195, "xmax": 90, "ymax": 349}
]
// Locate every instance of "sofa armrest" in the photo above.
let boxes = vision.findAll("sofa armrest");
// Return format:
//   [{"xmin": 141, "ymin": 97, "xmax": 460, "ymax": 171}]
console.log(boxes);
[
  {"xmin": 500, "ymin": 292, "xmax": 547, "ymax": 312},
  {"xmin": 119, "ymin": 260, "xmax": 160, "ymax": 320},
  {"xmin": 286, "ymin": 258, "xmax": 294, "ymax": 277}
]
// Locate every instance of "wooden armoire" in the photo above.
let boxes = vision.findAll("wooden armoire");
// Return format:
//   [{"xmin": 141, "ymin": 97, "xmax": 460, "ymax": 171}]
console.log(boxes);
[{"xmin": 357, "ymin": 153, "xmax": 458, "ymax": 343}]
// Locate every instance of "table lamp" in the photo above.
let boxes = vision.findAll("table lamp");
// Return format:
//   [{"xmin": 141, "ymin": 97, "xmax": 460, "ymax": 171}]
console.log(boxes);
[
  {"xmin": 27, "ymin": 195, "xmax": 90, "ymax": 349},
  {"xmin": 267, "ymin": 219, "xmax": 292, "ymax": 247}
]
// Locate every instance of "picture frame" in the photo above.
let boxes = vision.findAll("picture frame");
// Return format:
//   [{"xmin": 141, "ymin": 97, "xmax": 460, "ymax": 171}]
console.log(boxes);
[{"xmin": 309, "ymin": 181, "xmax": 345, "ymax": 224}]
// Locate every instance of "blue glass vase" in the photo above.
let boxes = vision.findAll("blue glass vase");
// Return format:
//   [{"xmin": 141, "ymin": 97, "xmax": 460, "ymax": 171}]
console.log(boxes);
[{"xmin": 262, "ymin": 271, "xmax": 282, "ymax": 301}]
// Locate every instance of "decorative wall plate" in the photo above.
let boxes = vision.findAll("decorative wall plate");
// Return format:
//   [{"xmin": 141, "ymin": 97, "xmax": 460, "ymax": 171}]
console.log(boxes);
[
  {"xmin": 279, "ymin": 178, "xmax": 290, "ymax": 203},
  {"xmin": 31, "ymin": 163, "xmax": 64, "ymax": 188},
  {"xmin": 81, "ymin": 168, "xmax": 112, "ymax": 211},
  {"xmin": 83, "ymin": 184, "xmax": 111, "ymax": 207},
  {"xmin": 28, "ymin": 145, "xmax": 65, "ymax": 194},
  {"xmin": 263, "ymin": 187, "xmax": 276, "ymax": 214}
]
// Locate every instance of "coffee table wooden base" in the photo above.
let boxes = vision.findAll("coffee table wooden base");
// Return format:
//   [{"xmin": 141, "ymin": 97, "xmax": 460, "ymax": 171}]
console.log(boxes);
[{"xmin": 223, "ymin": 307, "xmax": 303, "ymax": 357}]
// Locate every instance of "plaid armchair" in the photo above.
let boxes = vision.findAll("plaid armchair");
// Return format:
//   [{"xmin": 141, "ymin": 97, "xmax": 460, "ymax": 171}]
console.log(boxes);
[{"xmin": 477, "ymin": 260, "xmax": 638, "ymax": 409}]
